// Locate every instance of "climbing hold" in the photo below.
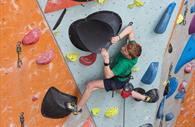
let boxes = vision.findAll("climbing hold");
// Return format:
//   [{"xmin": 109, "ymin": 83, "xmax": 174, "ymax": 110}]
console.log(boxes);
[
  {"xmin": 184, "ymin": 0, "xmax": 188, "ymax": 5},
  {"xmin": 154, "ymin": 2, "xmax": 176, "ymax": 34},
  {"xmin": 184, "ymin": 63, "xmax": 192, "ymax": 73},
  {"xmin": 32, "ymin": 92, "xmax": 40, "ymax": 102},
  {"xmin": 41, "ymin": 87, "xmax": 77, "ymax": 118},
  {"xmin": 82, "ymin": 116, "xmax": 94, "ymax": 127},
  {"xmin": 145, "ymin": 89, "xmax": 159, "ymax": 103},
  {"xmin": 165, "ymin": 112, "xmax": 174, "ymax": 121},
  {"xmin": 22, "ymin": 28, "xmax": 41, "ymax": 45},
  {"xmin": 168, "ymin": 43, "xmax": 173, "ymax": 53},
  {"xmin": 156, "ymin": 97, "xmax": 166, "ymax": 119},
  {"xmin": 191, "ymin": 4, "xmax": 195, "ymax": 13},
  {"xmin": 91, "ymin": 108, "xmax": 100, "ymax": 116},
  {"xmin": 166, "ymin": 77, "xmax": 178, "ymax": 99},
  {"xmin": 174, "ymin": 35, "xmax": 195, "ymax": 73},
  {"xmin": 104, "ymin": 107, "xmax": 119, "ymax": 118},
  {"xmin": 96, "ymin": 0, "xmax": 106, "ymax": 4},
  {"xmin": 128, "ymin": 0, "xmax": 144, "ymax": 9},
  {"xmin": 79, "ymin": 53, "xmax": 97, "ymax": 66},
  {"xmin": 141, "ymin": 62, "xmax": 159, "ymax": 84},
  {"xmin": 131, "ymin": 66, "xmax": 140, "ymax": 72},
  {"xmin": 178, "ymin": 80, "xmax": 187, "ymax": 92},
  {"xmin": 163, "ymin": 81, "xmax": 169, "ymax": 87},
  {"xmin": 139, "ymin": 123, "xmax": 153, "ymax": 127},
  {"xmin": 176, "ymin": 14, "xmax": 184, "ymax": 24},
  {"xmin": 36, "ymin": 49, "xmax": 54, "ymax": 65},
  {"xmin": 66, "ymin": 52, "xmax": 78, "ymax": 62},
  {"xmin": 175, "ymin": 89, "xmax": 185, "ymax": 100},
  {"xmin": 189, "ymin": 15, "xmax": 195, "ymax": 34}
]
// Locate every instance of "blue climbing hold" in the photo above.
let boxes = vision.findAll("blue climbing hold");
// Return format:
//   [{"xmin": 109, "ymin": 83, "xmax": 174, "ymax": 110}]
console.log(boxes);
[
  {"xmin": 141, "ymin": 62, "xmax": 159, "ymax": 84},
  {"xmin": 184, "ymin": 0, "xmax": 188, "ymax": 5},
  {"xmin": 191, "ymin": 4, "xmax": 195, "ymax": 13},
  {"xmin": 154, "ymin": 2, "xmax": 176, "ymax": 34},
  {"xmin": 174, "ymin": 35, "xmax": 195, "ymax": 73},
  {"xmin": 175, "ymin": 89, "xmax": 185, "ymax": 100},
  {"xmin": 165, "ymin": 112, "xmax": 174, "ymax": 121},
  {"xmin": 156, "ymin": 96, "xmax": 166, "ymax": 119},
  {"xmin": 166, "ymin": 77, "xmax": 178, "ymax": 99}
]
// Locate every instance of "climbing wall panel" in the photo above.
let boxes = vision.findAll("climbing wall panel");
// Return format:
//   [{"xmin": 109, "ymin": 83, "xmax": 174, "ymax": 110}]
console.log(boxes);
[
  {"xmin": 0, "ymin": 0, "xmax": 81, "ymax": 126},
  {"xmin": 175, "ymin": 71, "xmax": 195, "ymax": 127}
]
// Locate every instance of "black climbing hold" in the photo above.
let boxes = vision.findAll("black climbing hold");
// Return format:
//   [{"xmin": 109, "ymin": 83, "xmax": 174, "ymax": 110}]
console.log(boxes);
[
  {"xmin": 69, "ymin": 11, "xmax": 122, "ymax": 53},
  {"xmin": 87, "ymin": 11, "xmax": 122, "ymax": 35},
  {"xmin": 41, "ymin": 87, "xmax": 77, "ymax": 119},
  {"xmin": 145, "ymin": 89, "xmax": 159, "ymax": 103},
  {"xmin": 168, "ymin": 43, "xmax": 173, "ymax": 53}
]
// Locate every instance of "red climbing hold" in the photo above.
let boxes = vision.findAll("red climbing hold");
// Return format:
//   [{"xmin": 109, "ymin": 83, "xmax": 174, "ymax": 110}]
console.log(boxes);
[
  {"xmin": 178, "ymin": 80, "xmax": 187, "ymax": 92},
  {"xmin": 79, "ymin": 53, "xmax": 97, "ymax": 66},
  {"xmin": 36, "ymin": 49, "xmax": 54, "ymax": 65},
  {"xmin": 22, "ymin": 28, "xmax": 41, "ymax": 45}
]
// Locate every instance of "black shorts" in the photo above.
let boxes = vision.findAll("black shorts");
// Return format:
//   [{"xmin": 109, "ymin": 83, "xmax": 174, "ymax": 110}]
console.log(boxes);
[{"xmin": 103, "ymin": 77, "xmax": 128, "ymax": 91}]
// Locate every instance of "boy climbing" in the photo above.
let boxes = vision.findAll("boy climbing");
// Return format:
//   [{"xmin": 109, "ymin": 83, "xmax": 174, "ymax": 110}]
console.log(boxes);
[{"xmin": 67, "ymin": 24, "xmax": 159, "ymax": 115}]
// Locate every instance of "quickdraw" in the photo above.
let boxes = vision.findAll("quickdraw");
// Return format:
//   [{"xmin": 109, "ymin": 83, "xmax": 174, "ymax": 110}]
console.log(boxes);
[
  {"xmin": 19, "ymin": 112, "xmax": 24, "ymax": 127},
  {"xmin": 16, "ymin": 41, "xmax": 22, "ymax": 68}
]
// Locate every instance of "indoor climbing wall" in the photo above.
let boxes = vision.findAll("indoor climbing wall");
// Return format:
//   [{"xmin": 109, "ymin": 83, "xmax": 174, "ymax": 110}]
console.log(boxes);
[
  {"xmin": 37, "ymin": 0, "xmax": 191, "ymax": 127},
  {"xmin": 1, "ymin": 0, "xmax": 194, "ymax": 127},
  {"xmin": 155, "ymin": 0, "xmax": 195, "ymax": 126},
  {"xmin": 0, "ymin": 0, "xmax": 94, "ymax": 127}
]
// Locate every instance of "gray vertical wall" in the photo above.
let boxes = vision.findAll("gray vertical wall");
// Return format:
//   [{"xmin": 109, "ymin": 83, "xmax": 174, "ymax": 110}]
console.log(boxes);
[{"xmin": 37, "ymin": 0, "xmax": 191, "ymax": 127}]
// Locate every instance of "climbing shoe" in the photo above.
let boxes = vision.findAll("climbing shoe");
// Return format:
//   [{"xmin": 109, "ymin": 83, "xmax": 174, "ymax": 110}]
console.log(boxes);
[
  {"xmin": 144, "ymin": 89, "xmax": 159, "ymax": 103},
  {"xmin": 133, "ymin": 87, "xmax": 145, "ymax": 101},
  {"xmin": 65, "ymin": 102, "xmax": 82, "ymax": 115}
]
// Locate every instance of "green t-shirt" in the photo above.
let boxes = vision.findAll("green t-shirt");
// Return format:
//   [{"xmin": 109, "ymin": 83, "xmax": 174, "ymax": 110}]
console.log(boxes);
[{"xmin": 111, "ymin": 52, "xmax": 138, "ymax": 81}]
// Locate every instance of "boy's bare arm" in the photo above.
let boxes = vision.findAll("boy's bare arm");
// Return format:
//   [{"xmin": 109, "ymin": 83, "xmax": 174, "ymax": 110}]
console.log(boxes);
[
  {"xmin": 111, "ymin": 25, "xmax": 135, "ymax": 44},
  {"xmin": 101, "ymin": 48, "xmax": 115, "ymax": 79}
]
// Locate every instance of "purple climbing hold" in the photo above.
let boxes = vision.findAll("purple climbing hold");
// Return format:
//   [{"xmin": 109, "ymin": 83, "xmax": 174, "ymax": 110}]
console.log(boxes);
[{"xmin": 189, "ymin": 15, "xmax": 195, "ymax": 34}]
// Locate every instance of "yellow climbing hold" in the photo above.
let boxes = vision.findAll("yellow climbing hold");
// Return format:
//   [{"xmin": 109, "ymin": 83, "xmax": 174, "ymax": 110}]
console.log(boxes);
[
  {"xmin": 53, "ymin": 31, "xmax": 60, "ymax": 36},
  {"xmin": 131, "ymin": 66, "xmax": 140, "ymax": 72},
  {"xmin": 128, "ymin": 0, "xmax": 144, "ymax": 9},
  {"xmin": 177, "ymin": 14, "xmax": 184, "ymax": 24},
  {"xmin": 66, "ymin": 52, "xmax": 78, "ymax": 62},
  {"xmin": 91, "ymin": 108, "xmax": 100, "ymax": 116},
  {"xmin": 163, "ymin": 80, "xmax": 169, "ymax": 87},
  {"xmin": 96, "ymin": 0, "xmax": 106, "ymax": 4},
  {"xmin": 104, "ymin": 107, "xmax": 119, "ymax": 118}
]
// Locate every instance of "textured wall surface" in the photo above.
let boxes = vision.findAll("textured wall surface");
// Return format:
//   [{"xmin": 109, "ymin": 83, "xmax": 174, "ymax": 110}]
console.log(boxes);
[{"xmin": 37, "ymin": 0, "xmax": 188, "ymax": 127}]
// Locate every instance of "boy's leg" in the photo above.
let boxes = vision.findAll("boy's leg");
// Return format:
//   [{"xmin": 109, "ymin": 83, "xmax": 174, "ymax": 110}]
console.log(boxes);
[
  {"xmin": 131, "ymin": 90, "xmax": 146, "ymax": 101},
  {"xmin": 77, "ymin": 80, "xmax": 105, "ymax": 111}
]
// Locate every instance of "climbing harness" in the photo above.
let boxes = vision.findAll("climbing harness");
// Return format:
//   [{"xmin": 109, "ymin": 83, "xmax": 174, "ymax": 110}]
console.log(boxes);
[
  {"xmin": 19, "ymin": 112, "xmax": 24, "ymax": 127},
  {"xmin": 16, "ymin": 41, "xmax": 22, "ymax": 68}
]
